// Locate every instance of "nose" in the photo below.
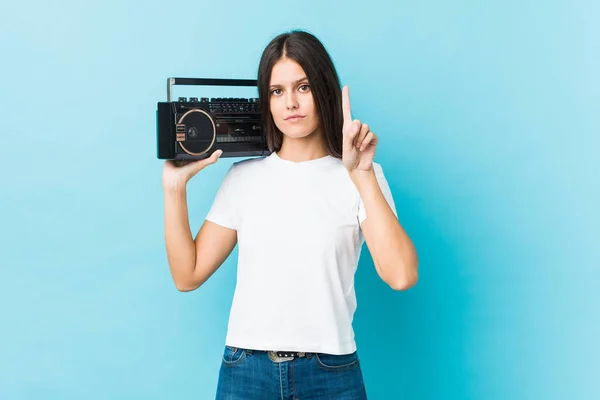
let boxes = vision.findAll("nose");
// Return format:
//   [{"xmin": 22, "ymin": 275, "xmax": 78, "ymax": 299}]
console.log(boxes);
[{"xmin": 285, "ymin": 92, "xmax": 298, "ymax": 110}]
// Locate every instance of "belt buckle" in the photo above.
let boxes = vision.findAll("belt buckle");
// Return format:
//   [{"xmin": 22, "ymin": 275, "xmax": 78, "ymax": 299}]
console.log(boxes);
[{"xmin": 268, "ymin": 351, "xmax": 305, "ymax": 363}]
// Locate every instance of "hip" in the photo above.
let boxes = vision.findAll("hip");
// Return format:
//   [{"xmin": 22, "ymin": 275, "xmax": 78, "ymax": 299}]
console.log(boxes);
[{"xmin": 216, "ymin": 346, "xmax": 368, "ymax": 399}]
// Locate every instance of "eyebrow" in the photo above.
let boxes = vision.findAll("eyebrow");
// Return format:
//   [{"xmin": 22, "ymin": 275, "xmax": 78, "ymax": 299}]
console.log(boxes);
[{"xmin": 269, "ymin": 77, "xmax": 309, "ymax": 88}]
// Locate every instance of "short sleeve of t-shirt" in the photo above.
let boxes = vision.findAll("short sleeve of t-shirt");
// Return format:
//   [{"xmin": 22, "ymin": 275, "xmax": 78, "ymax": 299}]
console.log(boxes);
[
  {"xmin": 358, "ymin": 162, "xmax": 398, "ymax": 225},
  {"xmin": 205, "ymin": 163, "xmax": 239, "ymax": 230}
]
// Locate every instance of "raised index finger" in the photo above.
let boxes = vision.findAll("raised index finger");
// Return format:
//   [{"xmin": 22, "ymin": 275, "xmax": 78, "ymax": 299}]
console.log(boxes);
[{"xmin": 342, "ymin": 85, "xmax": 352, "ymax": 125}]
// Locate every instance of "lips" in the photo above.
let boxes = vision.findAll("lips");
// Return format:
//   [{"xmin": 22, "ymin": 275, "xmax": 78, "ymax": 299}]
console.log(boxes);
[{"xmin": 285, "ymin": 115, "xmax": 305, "ymax": 121}]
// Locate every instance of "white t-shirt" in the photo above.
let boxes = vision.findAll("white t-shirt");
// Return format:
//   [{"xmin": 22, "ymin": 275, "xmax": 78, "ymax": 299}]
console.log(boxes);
[{"xmin": 205, "ymin": 151, "xmax": 397, "ymax": 355}]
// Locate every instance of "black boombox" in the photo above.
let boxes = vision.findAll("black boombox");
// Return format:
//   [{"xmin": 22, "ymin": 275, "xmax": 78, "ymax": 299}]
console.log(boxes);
[{"xmin": 156, "ymin": 77, "xmax": 272, "ymax": 160}]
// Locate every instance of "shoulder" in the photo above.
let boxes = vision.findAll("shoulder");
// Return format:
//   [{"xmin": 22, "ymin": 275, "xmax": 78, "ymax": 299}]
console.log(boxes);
[
  {"xmin": 224, "ymin": 155, "xmax": 270, "ymax": 180},
  {"xmin": 372, "ymin": 161, "xmax": 385, "ymax": 174},
  {"xmin": 367, "ymin": 162, "xmax": 388, "ymax": 180},
  {"xmin": 233, "ymin": 155, "xmax": 268, "ymax": 168},
  {"xmin": 317, "ymin": 159, "xmax": 387, "ymax": 183}
]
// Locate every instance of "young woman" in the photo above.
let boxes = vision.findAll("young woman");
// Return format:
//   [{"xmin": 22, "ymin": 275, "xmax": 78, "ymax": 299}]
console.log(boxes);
[{"xmin": 162, "ymin": 30, "xmax": 418, "ymax": 399}]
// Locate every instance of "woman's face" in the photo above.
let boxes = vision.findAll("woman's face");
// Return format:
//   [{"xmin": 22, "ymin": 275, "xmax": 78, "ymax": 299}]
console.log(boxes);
[{"xmin": 268, "ymin": 58, "xmax": 320, "ymax": 140}]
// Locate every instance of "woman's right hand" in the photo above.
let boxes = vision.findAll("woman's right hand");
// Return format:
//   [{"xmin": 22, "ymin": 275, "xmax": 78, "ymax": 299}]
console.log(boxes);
[{"xmin": 162, "ymin": 149, "xmax": 223, "ymax": 191}]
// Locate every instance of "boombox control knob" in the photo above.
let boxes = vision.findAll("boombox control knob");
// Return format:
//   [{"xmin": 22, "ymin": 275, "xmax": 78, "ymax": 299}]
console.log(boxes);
[
  {"xmin": 178, "ymin": 97, "xmax": 187, "ymax": 102},
  {"xmin": 189, "ymin": 97, "xmax": 199, "ymax": 102},
  {"xmin": 201, "ymin": 97, "xmax": 209, "ymax": 102}
]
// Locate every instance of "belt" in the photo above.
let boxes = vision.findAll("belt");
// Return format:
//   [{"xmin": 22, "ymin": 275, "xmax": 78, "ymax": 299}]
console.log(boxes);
[{"xmin": 267, "ymin": 350, "xmax": 307, "ymax": 363}]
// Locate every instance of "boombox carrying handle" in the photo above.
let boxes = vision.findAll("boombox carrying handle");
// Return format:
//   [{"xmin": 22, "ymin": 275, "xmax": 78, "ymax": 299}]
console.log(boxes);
[{"xmin": 167, "ymin": 77, "xmax": 258, "ymax": 102}]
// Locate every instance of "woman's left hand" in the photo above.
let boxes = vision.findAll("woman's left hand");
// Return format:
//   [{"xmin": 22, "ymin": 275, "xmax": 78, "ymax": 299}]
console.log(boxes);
[{"xmin": 341, "ymin": 86, "xmax": 378, "ymax": 175}]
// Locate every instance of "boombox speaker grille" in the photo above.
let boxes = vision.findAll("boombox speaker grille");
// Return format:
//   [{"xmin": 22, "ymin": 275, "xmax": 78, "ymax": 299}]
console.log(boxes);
[{"xmin": 176, "ymin": 109, "xmax": 216, "ymax": 155}]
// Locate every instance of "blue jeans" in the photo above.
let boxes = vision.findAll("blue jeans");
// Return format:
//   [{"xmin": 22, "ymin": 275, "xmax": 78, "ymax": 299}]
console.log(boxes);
[{"xmin": 215, "ymin": 346, "xmax": 368, "ymax": 399}]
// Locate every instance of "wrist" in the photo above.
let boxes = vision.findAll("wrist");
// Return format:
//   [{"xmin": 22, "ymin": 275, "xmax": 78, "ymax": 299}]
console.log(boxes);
[
  {"xmin": 163, "ymin": 180, "xmax": 188, "ymax": 195},
  {"xmin": 348, "ymin": 168, "xmax": 375, "ymax": 184}
]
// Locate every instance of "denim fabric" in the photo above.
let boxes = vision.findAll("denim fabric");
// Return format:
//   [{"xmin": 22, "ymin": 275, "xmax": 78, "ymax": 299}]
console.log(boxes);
[{"xmin": 215, "ymin": 346, "xmax": 368, "ymax": 399}]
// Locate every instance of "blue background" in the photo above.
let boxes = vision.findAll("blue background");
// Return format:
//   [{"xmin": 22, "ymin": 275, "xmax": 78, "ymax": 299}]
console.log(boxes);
[{"xmin": 1, "ymin": 0, "xmax": 598, "ymax": 399}]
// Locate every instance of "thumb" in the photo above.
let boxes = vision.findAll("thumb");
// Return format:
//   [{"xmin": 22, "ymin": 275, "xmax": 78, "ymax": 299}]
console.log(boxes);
[
  {"xmin": 195, "ymin": 149, "xmax": 223, "ymax": 170},
  {"xmin": 209, "ymin": 148, "xmax": 223, "ymax": 161}
]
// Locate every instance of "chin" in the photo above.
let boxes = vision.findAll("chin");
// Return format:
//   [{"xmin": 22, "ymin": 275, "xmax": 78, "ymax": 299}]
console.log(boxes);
[
  {"xmin": 277, "ymin": 125, "xmax": 319, "ymax": 140},
  {"xmin": 281, "ymin": 130, "xmax": 313, "ymax": 139}
]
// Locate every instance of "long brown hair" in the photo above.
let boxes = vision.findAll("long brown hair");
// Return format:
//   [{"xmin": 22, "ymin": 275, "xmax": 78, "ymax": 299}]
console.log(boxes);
[{"xmin": 257, "ymin": 30, "xmax": 343, "ymax": 158}]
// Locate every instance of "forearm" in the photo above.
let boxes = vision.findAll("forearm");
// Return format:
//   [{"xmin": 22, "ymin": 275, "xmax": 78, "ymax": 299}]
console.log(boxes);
[
  {"xmin": 164, "ymin": 185, "xmax": 197, "ymax": 286},
  {"xmin": 351, "ymin": 170, "xmax": 418, "ymax": 289}
]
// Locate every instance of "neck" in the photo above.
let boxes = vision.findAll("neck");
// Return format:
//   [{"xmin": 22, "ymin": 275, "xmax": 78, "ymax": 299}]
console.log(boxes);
[{"xmin": 277, "ymin": 130, "xmax": 328, "ymax": 162}]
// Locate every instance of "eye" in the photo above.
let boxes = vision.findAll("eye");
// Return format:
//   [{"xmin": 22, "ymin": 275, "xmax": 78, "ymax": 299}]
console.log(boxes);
[
  {"xmin": 270, "ymin": 88, "xmax": 282, "ymax": 96},
  {"xmin": 299, "ymin": 84, "xmax": 310, "ymax": 92}
]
